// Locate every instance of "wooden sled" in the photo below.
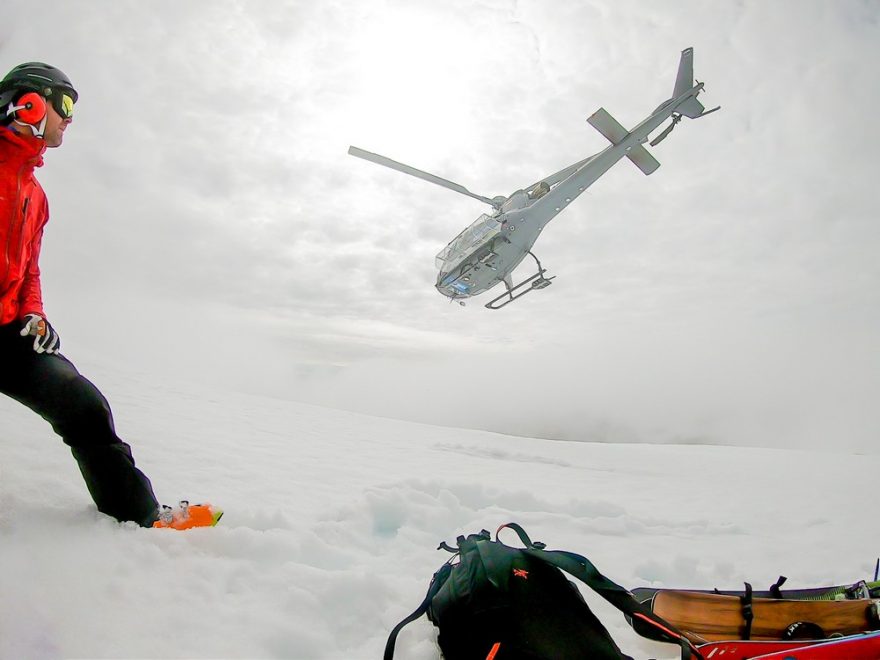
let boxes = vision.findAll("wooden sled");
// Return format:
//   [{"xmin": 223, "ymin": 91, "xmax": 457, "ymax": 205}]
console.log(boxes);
[{"xmin": 645, "ymin": 589, "xmax": 879, "ymax": 643}]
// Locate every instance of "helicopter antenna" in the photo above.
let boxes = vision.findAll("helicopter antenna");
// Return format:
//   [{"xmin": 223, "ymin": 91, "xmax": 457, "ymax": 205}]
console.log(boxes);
[{"xmin": 349, "ymin": 146, "xmax": 502, "ymax": 209}]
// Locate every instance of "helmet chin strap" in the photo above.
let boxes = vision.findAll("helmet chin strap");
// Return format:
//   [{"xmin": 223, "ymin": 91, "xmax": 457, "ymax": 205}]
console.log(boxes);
[{"xmin": 5, "ymin": 101, "xmax": 47, "ymax": 139}]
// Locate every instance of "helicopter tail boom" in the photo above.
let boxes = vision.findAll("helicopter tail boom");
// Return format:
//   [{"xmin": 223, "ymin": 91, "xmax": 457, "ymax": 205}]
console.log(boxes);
[{"xmin": 587, "ymin": 107, "xmax": 660, "ymax": 175}]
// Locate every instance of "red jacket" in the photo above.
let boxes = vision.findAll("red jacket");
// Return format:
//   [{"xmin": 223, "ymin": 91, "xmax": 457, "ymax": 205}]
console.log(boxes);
[{"xmin": 0, "ymin": 126, "xmax": 48, "ymax": 325}]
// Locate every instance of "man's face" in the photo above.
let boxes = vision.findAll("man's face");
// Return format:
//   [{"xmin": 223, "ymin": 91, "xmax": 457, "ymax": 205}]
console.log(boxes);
[{"xmin": 43, "ymin": 100, "xmax": 71, "ymax": 148}]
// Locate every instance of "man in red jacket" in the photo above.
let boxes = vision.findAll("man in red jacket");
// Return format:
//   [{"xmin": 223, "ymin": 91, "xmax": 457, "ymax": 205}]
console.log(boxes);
[{"xmin": 0, "ymin": 62, "xmax": 220, "ymax": 529}]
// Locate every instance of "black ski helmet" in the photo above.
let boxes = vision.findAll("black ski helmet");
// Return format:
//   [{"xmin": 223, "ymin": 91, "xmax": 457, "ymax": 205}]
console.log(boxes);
[
  {"xmin": 0, "ymin": 62, "xmax": 78, "ymax": 127},
  {"xmin": 0, "ymin": 62, "xmax": 78, "ymax": 101}
]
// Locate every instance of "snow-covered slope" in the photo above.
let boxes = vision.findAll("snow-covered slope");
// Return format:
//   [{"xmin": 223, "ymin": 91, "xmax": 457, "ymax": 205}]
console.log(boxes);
[{"xmin": 1, "ymin": 360, "xmax": 876, "ymax": 659}]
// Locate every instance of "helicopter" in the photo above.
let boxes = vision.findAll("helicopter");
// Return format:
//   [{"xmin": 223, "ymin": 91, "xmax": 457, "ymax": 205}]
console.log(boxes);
[{"xmin": 349, "ymin": 47, "xmax": 718, "ymax": 309}]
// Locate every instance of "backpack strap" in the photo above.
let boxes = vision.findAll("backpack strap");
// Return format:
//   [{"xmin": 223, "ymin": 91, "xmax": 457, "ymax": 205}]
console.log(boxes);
[
  {"xmin": 383, "ymin": 562, "xmax": 453, "ymax": 660},
  {"xmin": 495, "ymin": 525, "xmax": 702, "ymax": 660},
  {"xmin": 521, "ymin": 548, "xmax": 702, "ymax": 659},
  {"xmin": 496, "ymin": 522, "xmax": 546, "ymax": 549},
  {"xmin": 385, "ymin": 530, "xmax": 493, "ymax": 659}
]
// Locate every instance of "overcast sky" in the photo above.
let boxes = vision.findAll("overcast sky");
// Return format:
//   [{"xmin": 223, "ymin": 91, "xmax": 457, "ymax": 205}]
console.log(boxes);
[{"xmin": 2, "ymin": 0, "xmax": 878, "ymax": 452}]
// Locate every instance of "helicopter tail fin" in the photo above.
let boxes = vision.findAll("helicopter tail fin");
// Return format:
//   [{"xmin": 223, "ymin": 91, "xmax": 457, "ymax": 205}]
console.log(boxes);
[
  {"xmin": 588, "ymin": 107, "xmax": 660, "ymax": 175},
  {"xmin": 672, "ymin": 47, "xmax": 713, "ymax": 118},
  {"xmin": 673, "ymin": 47, "xmax": 695, "ymax": 99}
]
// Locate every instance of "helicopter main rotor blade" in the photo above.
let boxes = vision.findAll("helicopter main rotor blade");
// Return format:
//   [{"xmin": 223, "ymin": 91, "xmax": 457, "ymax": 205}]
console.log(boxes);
[{"xmin": 348, "ymin": 146, "xmax": 500, "ymax": 208}]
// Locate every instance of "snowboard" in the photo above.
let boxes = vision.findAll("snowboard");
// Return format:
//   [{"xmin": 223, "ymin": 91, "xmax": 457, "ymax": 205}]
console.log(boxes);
[
  {"xmin": 697, "ymin": 631, "xmax": 880, "ymax": 659},
  {"xmin": 696, "ymin": 638, "xmax": 823, "ymax": 659},
  {"xmin": 750, "ymin": 630, "xmax": 880, "ymax": 659}
]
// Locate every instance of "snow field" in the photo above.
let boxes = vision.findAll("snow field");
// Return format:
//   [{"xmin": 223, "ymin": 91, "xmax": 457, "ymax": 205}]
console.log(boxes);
[{"xmin": 1, "ymin": 361, "xmax": 876, "ymax": 659}]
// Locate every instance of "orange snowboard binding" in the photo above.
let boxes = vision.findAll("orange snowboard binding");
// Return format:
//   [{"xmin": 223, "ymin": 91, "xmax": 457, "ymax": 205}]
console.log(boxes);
[{"xmin": 152, "ymin": 501, "xmax": 223, "ymax": 530}]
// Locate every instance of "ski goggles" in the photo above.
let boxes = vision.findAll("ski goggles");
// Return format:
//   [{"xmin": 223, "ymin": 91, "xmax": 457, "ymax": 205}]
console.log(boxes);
[{"xmin": 49, "ymin": 88, "xmax": 75, "ymax": 119}]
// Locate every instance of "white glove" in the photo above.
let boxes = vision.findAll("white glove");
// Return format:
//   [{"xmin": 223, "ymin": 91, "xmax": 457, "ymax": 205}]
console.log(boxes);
[{"xmin": 20, "ymin": 313, "xmax": 61, "ymax": 354}]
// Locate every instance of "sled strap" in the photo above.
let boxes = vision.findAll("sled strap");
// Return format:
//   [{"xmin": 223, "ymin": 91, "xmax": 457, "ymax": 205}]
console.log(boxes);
[
  {"xmin": 383, "ymin": 563, "xmax": 452, "ymax": 660},
  {"xmin": 769, "ymin": 576, "xmax": 787, "ymax": 599},
  {"xmin": 740, "ymin": 582, "xmax": 754, "ymax": 640},
  {"xmin": 522, "ymin": 548, "xmax": 703, "ymax": 660}
]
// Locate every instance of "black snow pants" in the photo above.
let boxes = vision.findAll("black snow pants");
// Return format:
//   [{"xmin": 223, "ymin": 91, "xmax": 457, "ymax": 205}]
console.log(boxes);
[{"xmin": 0, "ymin": 322, "xmax": 159, "ymax": 526}]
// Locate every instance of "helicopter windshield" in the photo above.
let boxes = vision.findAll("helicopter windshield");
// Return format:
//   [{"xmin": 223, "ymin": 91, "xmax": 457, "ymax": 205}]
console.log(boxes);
[{"xmin": 435, "ymin": 213, "xmax": 503, "ymax": 272}]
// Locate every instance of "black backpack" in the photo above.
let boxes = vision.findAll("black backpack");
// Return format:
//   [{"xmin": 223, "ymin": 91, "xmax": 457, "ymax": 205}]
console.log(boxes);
[{"xmin": 384, "ymin": 523, "xmax": 702, "ymax": 659}]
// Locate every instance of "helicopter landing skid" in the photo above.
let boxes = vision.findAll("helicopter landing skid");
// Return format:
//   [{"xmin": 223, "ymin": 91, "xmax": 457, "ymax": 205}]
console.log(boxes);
[{"xmin": 484, "ymin": 252, "xmax": 555, "ymax": 310}]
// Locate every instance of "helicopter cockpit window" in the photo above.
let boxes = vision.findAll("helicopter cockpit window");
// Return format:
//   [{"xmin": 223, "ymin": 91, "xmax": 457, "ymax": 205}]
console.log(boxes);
[
  {"xmin": 527, "ymin": 181, "xmax": 550, "ymax": 200},
  {"xmin": 435, "ymin": 213, "xmax": 503, "ymax": 272}
]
